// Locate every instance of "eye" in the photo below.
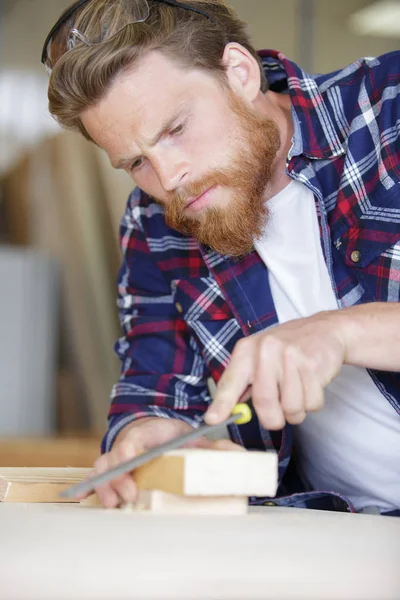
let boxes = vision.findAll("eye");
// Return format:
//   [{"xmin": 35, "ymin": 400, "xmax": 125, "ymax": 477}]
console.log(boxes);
[
  {"xmin": 169, "ymin": 123, "xmax": 185, "ymax": 136},
  {"xmin": 129, "ymin": 157, "xmax": 144, "ymax": 171}
]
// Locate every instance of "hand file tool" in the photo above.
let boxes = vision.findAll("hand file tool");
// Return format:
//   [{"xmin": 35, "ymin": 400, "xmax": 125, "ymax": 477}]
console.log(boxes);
[{"xmin": 60, "ymin": 403, "xmax": 252, "ymax": 499}]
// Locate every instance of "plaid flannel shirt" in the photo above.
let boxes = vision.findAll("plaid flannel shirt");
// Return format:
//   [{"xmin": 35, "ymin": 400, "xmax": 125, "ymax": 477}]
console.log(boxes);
[{"xmin": 102, "ymin": 49, "xmax": 400, "ymax": 514}]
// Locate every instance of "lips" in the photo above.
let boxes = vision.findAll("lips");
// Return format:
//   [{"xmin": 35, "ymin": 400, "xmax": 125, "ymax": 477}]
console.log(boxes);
[
  {"xmin": 184, "ymin": 185, "xmax": 219, "ymax": 213},
  {"xmin": 186, "ymin": 187, "xmax": 212, "ymax": 208}
]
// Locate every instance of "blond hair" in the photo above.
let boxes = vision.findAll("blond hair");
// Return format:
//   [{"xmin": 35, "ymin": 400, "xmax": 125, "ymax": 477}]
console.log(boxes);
[{"xmin": 47, "ymin": 0, "xmax": 267, "ymax": 140}]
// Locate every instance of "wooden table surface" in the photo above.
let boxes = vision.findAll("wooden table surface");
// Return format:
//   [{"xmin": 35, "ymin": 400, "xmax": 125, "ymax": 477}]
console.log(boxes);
[
  {"xmin": 0, "ymin": 437, "xmax": 101, "ymax": 468},
  {"xmin": 0, "ymin": 503, "xmax": 399, "ymax": 600}
]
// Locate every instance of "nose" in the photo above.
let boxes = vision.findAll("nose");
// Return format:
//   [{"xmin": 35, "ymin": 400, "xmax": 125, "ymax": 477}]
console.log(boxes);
[{"xmin": 152, "ymin": 151, "xmax": 190, "ymax": 192}]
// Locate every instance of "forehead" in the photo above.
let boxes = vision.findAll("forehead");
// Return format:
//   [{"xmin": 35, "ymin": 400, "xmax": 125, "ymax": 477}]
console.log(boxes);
[{"xmin": 81, "ymin": 51, "xmax": 220, "ymax": 151}]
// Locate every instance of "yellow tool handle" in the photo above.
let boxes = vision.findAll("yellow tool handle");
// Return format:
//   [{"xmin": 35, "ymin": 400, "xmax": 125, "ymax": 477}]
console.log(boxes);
[{"xmin": 232, "ymin": 402, "xmax": 252, "ymax": 425}]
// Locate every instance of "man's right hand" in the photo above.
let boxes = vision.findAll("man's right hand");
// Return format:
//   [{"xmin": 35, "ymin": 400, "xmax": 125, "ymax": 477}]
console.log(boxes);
[{"xmin": 82, "ymin": 417, "xmax": 243, "ymax": 508}]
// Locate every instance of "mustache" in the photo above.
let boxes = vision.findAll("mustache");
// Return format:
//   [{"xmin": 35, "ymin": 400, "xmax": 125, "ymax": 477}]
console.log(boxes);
[{"xmin": 172, "ymin": 169, "xmax": 233, "ymax": 205}]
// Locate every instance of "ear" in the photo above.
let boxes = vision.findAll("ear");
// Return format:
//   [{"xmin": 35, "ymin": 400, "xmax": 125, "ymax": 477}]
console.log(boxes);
[{"xmin": 222, "ymin": 42, "xmax": 261, "ymax": 103}]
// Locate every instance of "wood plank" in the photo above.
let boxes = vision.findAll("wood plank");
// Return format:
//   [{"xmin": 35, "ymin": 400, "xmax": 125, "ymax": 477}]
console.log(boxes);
[
  {"xmin": 0, "ymin": 467, "xmax": 90, "ymax": 503},
  {"xmin": 93, "ymin": 147, "xmax": 134, "ymax": 274},
  {"xmin": 50, "ymin": 133, "xmax": 121, "ymax": 432},
  {"xmin": 26, "ymin": 140, "xmax": 90, "ymax": 433},
  {"xmin": 1, "ymin": 154, "xmax": 30, "ymax": 245},
  {"xmin": 82, "ymin": 490, "xmax": 248, "ymax": 515},
  {"xmin": 0, "ymin": 482, "xmax": 80, "ymax": 503},
  {"xmin": 0, "ymin": 448, "xmax": 278, "ymax": 503},
  {"xmin": 137, "ymin": 490, "xmax": 248, "ymax": 515},
  {"xmin": 27, "ymin": 134, "xmax": 120, "ymax": 433}
]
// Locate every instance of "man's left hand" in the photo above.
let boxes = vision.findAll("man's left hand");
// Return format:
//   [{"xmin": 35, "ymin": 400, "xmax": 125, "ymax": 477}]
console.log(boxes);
[{"xmin": 205, "ymin": 311, "xmax": 346, "ymax": 430}]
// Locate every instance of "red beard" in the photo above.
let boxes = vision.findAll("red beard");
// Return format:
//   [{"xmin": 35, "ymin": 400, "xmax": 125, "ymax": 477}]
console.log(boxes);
[{"xmin": 159, "ymin": 90, "xmax": 280, "ymax": 257}]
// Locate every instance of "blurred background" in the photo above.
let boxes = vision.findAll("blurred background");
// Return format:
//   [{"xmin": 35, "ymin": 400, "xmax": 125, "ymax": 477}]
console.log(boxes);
[{"xmin": 0, "ymin": 0, "xmax": 398, "ymax": 466}]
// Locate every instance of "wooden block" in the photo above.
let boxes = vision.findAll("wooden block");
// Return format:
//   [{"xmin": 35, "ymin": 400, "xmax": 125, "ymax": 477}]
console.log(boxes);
[
  {"xmin": 0, "ymin": 467, "xmax": 90, "ymax": 503},
  {"xmin": 136, "ymin": 490, "xmax": 248, "ymax": 515},
  {"xmin": 134, "ymin": 449, "xmax": 278, "ymax": 497},
  {"xmin": 81, "ymin": 490, "xmax": 248, "ymax": 515},
  {"xmin": 0, "ymin": 449, "xmax": 278, "ymax": 503}
]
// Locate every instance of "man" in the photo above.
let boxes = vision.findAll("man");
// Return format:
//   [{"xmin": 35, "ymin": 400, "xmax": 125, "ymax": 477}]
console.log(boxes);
[{"xmin": 42, "ymin": 0, "xmax": 400, "ymax": 514}]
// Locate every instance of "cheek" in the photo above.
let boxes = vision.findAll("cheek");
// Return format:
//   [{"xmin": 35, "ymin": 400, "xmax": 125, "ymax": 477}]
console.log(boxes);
[
  {"xmin": 189, "ymin": 116, "xmax": 233, "ymax": 164},
  {"xmin": 133, "ymin": 168, "xmax": 167, "ymax": 203}
]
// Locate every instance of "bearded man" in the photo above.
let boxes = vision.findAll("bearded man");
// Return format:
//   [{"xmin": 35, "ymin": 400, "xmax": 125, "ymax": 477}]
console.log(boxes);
[{"xmin": 42, "ymin": 0, "xmax": 400, "ymax": 515}]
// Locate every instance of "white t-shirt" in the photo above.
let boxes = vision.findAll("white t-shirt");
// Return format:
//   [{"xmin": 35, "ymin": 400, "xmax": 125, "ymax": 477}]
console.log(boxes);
[{"xmin": 254, "ymin": 180, "xmax": 400, "ymax": 512}]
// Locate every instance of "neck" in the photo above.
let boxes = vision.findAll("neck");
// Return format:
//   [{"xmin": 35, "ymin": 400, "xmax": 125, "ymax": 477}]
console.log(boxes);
[{"xmin": 260, "ymin": 91, "xmax": 294, "ymax": 200}]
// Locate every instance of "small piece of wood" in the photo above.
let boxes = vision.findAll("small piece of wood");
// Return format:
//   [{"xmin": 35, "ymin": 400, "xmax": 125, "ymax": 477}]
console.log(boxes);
[
  {"xmin": 134, "ymin": 449, "xmax": 278, "ymax": 497},
  {"xmin": 136, "ymin": 490, "xmax": 248, "ymax": 515},
  {"xmin": 0, "ymin": 467, "xmax": 90, "ymax": 503},
  {"xmin": 81, "ymin": 490, "xmax": 248, "ymax": 515}
]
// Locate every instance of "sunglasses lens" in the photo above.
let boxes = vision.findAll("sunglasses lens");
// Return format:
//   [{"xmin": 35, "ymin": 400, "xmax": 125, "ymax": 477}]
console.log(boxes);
[
  {"xmin": 45, "ymin": 0, "xmax": 150, "ymax": 72},
  {"xmin": 88, "ymin": 0, "xmax": 150, "ymax": 44}
]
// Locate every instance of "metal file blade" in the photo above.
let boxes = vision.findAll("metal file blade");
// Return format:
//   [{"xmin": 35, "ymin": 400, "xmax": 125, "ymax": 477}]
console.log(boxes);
[{"xmin": 60, "ymin": 412, "xmax": 243, "ymax": 499}]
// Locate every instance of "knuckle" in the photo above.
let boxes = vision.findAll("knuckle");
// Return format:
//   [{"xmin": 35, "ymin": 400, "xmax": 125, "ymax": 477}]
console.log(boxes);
[
  {"xmin": 283, "ymin": 344, "xmax": 299, "ymax": 361},
  {"xmin": 260, "ymin": 413, "xmax": 285, "ymax": 431},
  {"xmin": 233, "ymin": 337, "xmax": 249, "ymax": 357},
  {"xmin": 281, "ymin": 397, "xmax": 302, "ymax": 413},
  {"xmin": 259, "ymin": 335, "xmax": 282, "ymax": 359},
  {"xmin": 252, "ymin": 382, "xmax": 276, "ymax": 407},
  {"xmin": 251, "ymin": 390, "xmax": 268, "ymax": 409},
  {"xmin": 286, "ymin": 411, "xmax": 306, "ymax": 425},
  {"xmin": 93, "ymin": 454, "xmax": 108, "ymax": 473},
  {"xmin": 302, "ymin": 354, "xmax": 319, "ymax": 374},
  {"xmin": 116, "ymin": 441, "xmax": 136, "ymax": 462}
]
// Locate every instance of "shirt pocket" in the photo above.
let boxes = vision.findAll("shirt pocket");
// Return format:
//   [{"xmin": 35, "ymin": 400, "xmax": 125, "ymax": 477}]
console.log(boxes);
[
  {"xmin": 171, "ymin": 277, "xmax": 233, "ymax": 322},
  {"xmin": 342, "ymin": 184, "xmax": 400, "ymax": 270},
  {"xmin": 340, "ymin": 185, "xmax": 400, "ymax": 301},
  {"xmin": 171, "ymin": 277, "xmax": 243, "ymax": 370}
]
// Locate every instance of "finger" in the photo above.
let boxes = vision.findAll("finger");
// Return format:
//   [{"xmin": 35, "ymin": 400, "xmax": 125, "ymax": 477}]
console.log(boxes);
[
  {"xmin": 281, "ymin": 346, "xmax": 306, "ymax": 424},
  {"xmin": 96, "ymin": 485, "xmax": 120, "ymax": 509},
  {"xmin": 238, "ymin": 385, "xmax": 252, "ymax": 404},
  {"xmin": 302, "ymin": 361, "xmax": 325, "ymax": 413},
  {"xmin": 74, "ymin": 470, "xmax": 96, "ymax": 500},
  {"xmin": 92, "ymin": 454, "xmax": 121, "ymax": 508},
  {"xmin": 107, "ymin": 443, "xmax": 139, "ymax": 506},
  {"xmin": 252, "ymin": 337, "xmax": 285, "ymax": 430},
  {"xmin": 205, "ymin": 339, "xmax": 255, "ymax": 425},
  {"xmin": 111, "ymin": 473, "xmax": 138, "ymax": 506}
]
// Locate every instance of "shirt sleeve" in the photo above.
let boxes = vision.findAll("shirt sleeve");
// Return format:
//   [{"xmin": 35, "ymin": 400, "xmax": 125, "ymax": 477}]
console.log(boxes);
[{"xmin": 101, "ymin": 190, "xmax": 212, "ymax": 453}]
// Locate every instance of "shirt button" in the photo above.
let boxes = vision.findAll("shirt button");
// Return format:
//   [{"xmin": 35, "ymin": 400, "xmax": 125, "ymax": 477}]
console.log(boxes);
[
  {"xmin": 350, "ymin": 250, "xmax": 361, "ymax": 263},
  {"xmin": 176, "ymin": 302, "xmax": 183, "ymax": 314}
]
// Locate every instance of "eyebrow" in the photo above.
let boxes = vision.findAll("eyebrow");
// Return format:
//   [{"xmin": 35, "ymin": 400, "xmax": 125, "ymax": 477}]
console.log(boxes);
[{"xmin": 112, "ymin": 102, "xmax": 190, "ymax": 170}]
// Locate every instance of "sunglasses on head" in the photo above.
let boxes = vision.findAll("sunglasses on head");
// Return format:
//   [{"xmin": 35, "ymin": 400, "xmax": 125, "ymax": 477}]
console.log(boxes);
[{"xmin": 41, "ymin": 0, "xmax": 217, "ymax": 73}]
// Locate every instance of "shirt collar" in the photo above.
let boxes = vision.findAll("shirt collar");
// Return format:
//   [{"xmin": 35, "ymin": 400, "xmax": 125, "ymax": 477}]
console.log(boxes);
[{"xmin": 258, "ymin": 49, "xmax": 346, "ymax": 160}]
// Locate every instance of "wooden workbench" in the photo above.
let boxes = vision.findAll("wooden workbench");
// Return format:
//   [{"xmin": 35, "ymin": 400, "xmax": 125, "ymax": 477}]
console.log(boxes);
[{"xmin": 0, "ymin": 503, "xmax": 398, "ymax": 599}]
